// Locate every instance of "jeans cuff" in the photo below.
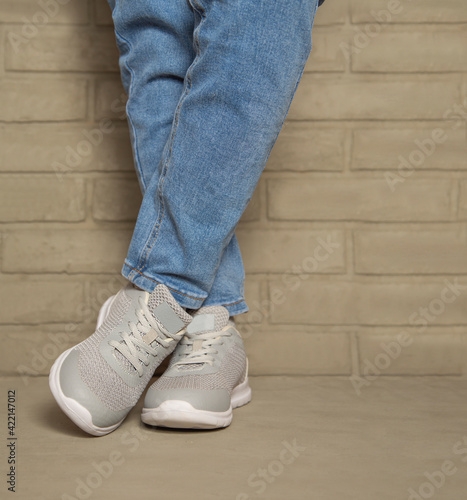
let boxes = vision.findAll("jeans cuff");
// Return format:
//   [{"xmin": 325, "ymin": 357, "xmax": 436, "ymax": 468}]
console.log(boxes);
[
  {"xmin": 122, "ymin": 262, "xmax": 249, "ymax": 316},
  {"xmin": 203, "ymin": 298, "xmax": 249, "ymax": 317},
  {"xmin": 122, "ymin": 262, "xmax": 206, "ymax": 310}
]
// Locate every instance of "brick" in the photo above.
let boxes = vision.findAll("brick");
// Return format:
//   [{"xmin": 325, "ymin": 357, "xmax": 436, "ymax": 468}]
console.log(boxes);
[
  {"xmin": 355, "ymin": 230, "xmax": 467, "ymax": 275},
  {"xmin": 95, "ymin": 0, "xmax": 113, "ymax": 26},
  {"xmin": 0, "ymin": 175, "xmax": 86, "ymax": 222},
  {"xmin": 237, "ymin": 229, "xmax": 345, "ymax": 273},
  {"xmin": 245, "ymin": 331, "xmax": 352, "ymax": 375},
  {"xmin": 0, "ymin": 0, "xmax": 463, "ymax": 379},
  {"xmin": 3, "ymin": 229, "xmax": 132, "ymax": 273},
  {"xmin": 350, "ymin": 0, "xmax": 467, "ymax": 23},
  {"xmin": 235, "ymin": 278, "xmax": 262, "ymax": 324},
  {"xmin": 0, "ymin": 280, "xmax": 84, "ymax": 324},
  {"xmin": 0, "ymin": 0, "xmax": 88, "ymax": 24},
  {"xmin": 0, "ymin": 124, "xmax": 132, "ymax": 173},
  {"xmin": 306, "ymin": 29, "xmax": 347, "ymax": 72},
  {"xmin": 6, "ymin": 26, "xmax": 119, "ymax": 72},
  {"xmin": 268, "ymin": 280, "xmax": 467, "ymax": 326},
  {"xmin": 0, "ymin": 325, "xmax": 86, "ymax": 377},
  {"xmin": 457, "ymin": 181, "xmax": 467, "ymax": 219},
  {"xmin": 352, "ymin": 128, "xmax": 467, "ymax": 171},
  {"xmin": 315, "ymin": 0, "xmax": 347, "ymax": 25},
  {"xmin": 92, "ymin": 177, "xmax": 141, "ymax": 221},
  {"xmin": 289, "ymin": 77, "xmax": 460, "ymax": 120},
  {"xmin": 0, "ymin": 79, "xmax": 87, "ymax": 122},
  {"xmin": 95, "ymin": 78, "xmax": 127, "ymax": 120},
  {"xmin": 267, "ymin": 123, "xmax": 345, "ymax": 172},
  {"xmin": 267, "ymin": 178, "xmax": 452, "ymax": 221},
  {"xmin": 358, "ymin": 331, "xmax": 462, "ymax": 375},
  {"xmin": 352, "ymin": 30, "xmax": 467, "ymax": 73}
]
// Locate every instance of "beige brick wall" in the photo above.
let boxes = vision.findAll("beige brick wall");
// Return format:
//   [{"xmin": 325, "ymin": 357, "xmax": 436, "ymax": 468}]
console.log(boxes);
[{"xmin": 1, "ymin": 0, "xmax": 466, "ymax": 379}]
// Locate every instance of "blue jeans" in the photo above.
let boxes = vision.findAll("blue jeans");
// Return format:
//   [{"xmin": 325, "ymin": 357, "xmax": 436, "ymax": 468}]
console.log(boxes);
[{"xmin": 107, "ymin": 0, "xmax": 319, "ymax": 315}]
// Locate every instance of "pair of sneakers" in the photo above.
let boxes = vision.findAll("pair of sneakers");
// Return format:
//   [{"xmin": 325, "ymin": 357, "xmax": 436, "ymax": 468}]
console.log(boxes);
[{"xmin": 49, "ymin": 283, "xmax": 251, "ymax": 436}]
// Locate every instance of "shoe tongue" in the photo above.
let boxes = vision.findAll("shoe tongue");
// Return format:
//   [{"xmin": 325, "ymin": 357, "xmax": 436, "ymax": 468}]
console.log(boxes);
[
  {"xmin": 115, "ymin": 284, "xmax": 192, "ymax": 374},
  {"xmin": 187, "ymin": 306, "xmax": 229, "ymax": 335},
  {"xmin": 177, "ymin": 306, "xmax": 230, "ymax": 371},
  {"xmin": 146, "ymin": 284, "xmax": 192, "ymax": 333}
]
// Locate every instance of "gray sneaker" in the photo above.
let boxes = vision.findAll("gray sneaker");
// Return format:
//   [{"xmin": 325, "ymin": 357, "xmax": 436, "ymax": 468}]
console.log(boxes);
[
  {"xmin": 49, "ymin": 284, "xmax": 192, "ymax": 436},
  {"xmin": 141, "ymin": 306, "xmax": 251, "ymax": 429}
]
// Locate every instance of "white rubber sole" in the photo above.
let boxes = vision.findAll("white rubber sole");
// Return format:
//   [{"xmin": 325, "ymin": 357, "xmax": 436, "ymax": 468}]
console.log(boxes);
[
  {"xmin": 49, "ymin": 348, "xmax": 124, "ymax": 437},
  {"xmin": 141, "ymin": 377, "xmax": 252, "ymax": 430}
]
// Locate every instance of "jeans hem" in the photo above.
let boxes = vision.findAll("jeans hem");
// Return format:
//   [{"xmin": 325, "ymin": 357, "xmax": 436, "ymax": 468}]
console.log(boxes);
[
  {"xmin": 122, "ymin": 262, "xmax": 205, "ymax": 307},
  {"xmin": 203, "ymin": 299, "xmax": 249, "ymax": 317},
  {"xmin": 122, "ymin": 262, "xmax": 248, "ymax": 316}
]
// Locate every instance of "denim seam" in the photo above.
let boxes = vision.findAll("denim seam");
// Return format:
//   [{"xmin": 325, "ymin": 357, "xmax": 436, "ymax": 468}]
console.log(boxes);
[
  {"xmin": 124, "ymin": 262, "xmax": 205, "ymax": 301},
  {"xmin": 112, "ymin": 30, "xmax": 147, "ymax": 194},
  {"xmin": 135, "ymin": 6, "xmax": 206, "ymax": 276},
  {"xmin": 187, "ymin": 0, "xmax": 205, "ymax": 16},
  {"xmin": 219, "ymin": 298, "xmax": 245, "ymax": 307}
]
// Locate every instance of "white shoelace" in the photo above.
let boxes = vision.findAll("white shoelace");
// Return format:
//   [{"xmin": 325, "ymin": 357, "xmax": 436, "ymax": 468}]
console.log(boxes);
[
  {"xmin": 109, "ymin": 297, "xmax": 181, "ymax": 376},
  {"xmin": 173, "ymin": 325, "xmax": 232, "ymax": 367}
]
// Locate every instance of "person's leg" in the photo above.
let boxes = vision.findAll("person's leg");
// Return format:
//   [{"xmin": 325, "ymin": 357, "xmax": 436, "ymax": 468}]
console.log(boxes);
[
  {"xmin": 108, "ymin": 0, "xmax": 245, "ymax": 314},
  {"xmin": 201, "ymin": 235, "xmax": 246, "ymax": 314},
  {"xmin": 107, "ymin": 0, "xmax": 247, "ymax": 316},
  {"xmin": 121, "ymin": 0, "xmax": 320, "ymax": 315},
  {"xmin": 107, "ymin": 0, "xmax": 196, "ymax": 188},
  {"xmin": 48, "ymin": 0, "xmax": 203, "ymax": 437}
]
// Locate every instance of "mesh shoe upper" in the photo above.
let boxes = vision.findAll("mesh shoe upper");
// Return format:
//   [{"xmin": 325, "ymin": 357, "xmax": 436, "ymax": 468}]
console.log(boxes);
[
  {"xmin": 146, "ymin": 306, "xmax": 247, "ymax": 396},
  {"xmin": 75, "ymin": 284, "xmax": 191, "ymax": 412}
]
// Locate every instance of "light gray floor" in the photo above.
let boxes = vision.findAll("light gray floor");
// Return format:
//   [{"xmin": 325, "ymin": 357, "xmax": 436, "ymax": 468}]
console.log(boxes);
[{"xmin": 1, "ymin": 375, "xmax": 467, "ymax": 500}]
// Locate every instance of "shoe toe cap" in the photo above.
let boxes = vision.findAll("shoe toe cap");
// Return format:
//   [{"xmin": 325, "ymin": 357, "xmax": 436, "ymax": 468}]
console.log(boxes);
[{"xmin": 55, "ymin": 348, "xmax": 128, "ymax": 430}]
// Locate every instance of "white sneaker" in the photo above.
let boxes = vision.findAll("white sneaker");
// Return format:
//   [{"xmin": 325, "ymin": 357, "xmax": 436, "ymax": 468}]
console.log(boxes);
[
  {"xmin": 49, "ymin": 284, "xmax": 192, "ymax": 436},
  {"xmin": 141, "ymin": 306, "xmax": 251, "ymax": 429}
]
